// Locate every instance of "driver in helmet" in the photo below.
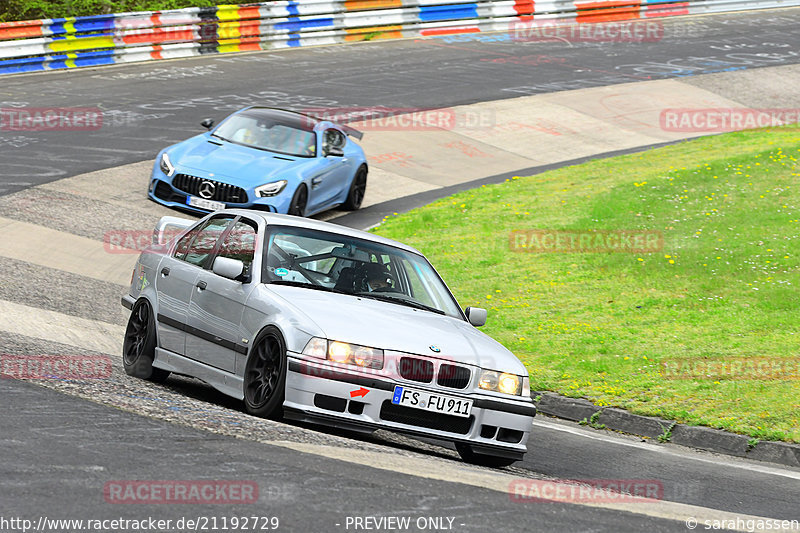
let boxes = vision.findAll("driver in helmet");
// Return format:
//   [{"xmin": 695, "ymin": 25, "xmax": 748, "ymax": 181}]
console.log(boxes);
[{"xmin": 362, "ymin": 262, "xmax": 393, "ymax": 292}]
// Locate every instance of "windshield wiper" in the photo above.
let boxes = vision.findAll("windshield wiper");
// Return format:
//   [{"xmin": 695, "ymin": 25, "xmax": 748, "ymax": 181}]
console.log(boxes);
[
  {"xmin": 268, "ymin": 280, "xmax": 350, "ymax": 295},
  {"xmin": 358, "ymin": 293, "xmax": 445, "ymax": 315},
  {"xmin": 211, "ymin": 132, "xmax": 232, "ymax": 143}
]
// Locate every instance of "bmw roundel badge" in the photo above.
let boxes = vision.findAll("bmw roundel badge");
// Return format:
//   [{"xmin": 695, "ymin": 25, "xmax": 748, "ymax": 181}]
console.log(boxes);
[{"xmin": 429, "ymin": 345, "xmax": 441, "ymax": 353}]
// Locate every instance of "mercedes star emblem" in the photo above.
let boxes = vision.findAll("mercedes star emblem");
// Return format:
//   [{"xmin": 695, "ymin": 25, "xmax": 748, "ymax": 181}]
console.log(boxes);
[{"xmin": 198, "ymin": 180, "xmax": 216, "ymax": 199}]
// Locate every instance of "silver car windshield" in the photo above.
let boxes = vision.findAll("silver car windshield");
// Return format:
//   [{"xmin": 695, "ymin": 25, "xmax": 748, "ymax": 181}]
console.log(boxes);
[
  {"xmin": 264, "ymin": 226, "xmax": 464, "ymax": 319},
  {"xmin": 213, "ymin": 110, "xmax": 316, "ymax": 158}
]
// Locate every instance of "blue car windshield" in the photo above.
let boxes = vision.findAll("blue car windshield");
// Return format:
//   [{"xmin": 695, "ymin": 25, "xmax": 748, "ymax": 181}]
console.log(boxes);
[
  {"xmin": 213, "ymin": 110, "xmax": 317, "ymax": 158},
  {"xmin": 263, "ymin": 226, "xmax": 464, "ymax": 319}
]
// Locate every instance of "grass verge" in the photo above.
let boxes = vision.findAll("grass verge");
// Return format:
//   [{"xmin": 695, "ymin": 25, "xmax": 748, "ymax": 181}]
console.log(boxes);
[{"xmin": 373, "ymin": 127, "xmax": 800, "ymax": 443}]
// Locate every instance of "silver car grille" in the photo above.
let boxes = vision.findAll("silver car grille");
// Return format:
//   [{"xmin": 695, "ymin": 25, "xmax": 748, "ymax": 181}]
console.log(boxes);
[{"xmin": 397, "ymin": 356, "xmax": 471, "ymax": 390}]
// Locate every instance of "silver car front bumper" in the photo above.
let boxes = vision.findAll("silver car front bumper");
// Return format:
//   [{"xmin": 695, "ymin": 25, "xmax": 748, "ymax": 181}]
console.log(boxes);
[{"xmin": 283, "ymin": 353, "xmax": 535, "ymax": 460}]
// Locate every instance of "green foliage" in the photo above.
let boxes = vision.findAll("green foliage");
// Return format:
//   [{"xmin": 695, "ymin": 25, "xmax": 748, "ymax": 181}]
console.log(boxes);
[
  {"xmin": 0, "ymin": 0, "xmax": 230, "ymax": 22},
  {"xmin": 578, "ymin": 410, "xmax": 606, "ymax": 430},
  {"xmin": 374, "ymin": 126, "xmax": 800, "ymax": 443},
  {"xmin": 658, "ymin": 422, "xmax": 676, "ymax": 443}
]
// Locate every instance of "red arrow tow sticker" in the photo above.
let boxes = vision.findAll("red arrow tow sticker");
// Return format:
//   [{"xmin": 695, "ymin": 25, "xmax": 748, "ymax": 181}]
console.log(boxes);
[{"xmin": 350, "ymin": 387, "xmax": 369, "ymax": 398}]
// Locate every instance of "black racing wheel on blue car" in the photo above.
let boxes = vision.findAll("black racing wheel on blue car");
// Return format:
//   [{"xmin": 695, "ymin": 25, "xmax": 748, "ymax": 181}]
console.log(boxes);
[{"xmin": 343, "ymin": 165, "xmax": 367, "ymax": 211}]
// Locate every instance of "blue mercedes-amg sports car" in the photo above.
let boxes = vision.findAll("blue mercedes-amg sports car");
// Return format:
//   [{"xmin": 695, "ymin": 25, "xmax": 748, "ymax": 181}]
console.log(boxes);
[{"xmin": 148, "ymin": 107, "xmax": 368, "ymax": 217}]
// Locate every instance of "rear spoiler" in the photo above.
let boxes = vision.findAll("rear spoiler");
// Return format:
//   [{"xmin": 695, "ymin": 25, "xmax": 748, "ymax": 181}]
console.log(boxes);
[{"xmin": 341, "ymin": 124, "xmax": 364, "ymax": 141}]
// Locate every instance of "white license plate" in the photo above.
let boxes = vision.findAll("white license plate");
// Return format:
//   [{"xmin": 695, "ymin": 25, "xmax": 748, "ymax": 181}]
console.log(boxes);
[
  {"xmin": 187, "ymin": 195, "xmax": 225, "ymax": 211},
  {"xmin": 391, "ymin": 386, "xmax": 472, "ymax": 418}
]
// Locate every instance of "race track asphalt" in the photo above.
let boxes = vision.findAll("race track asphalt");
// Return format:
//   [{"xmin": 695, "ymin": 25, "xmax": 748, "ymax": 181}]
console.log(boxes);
[{"xmin": 2, "ymin": 8, "xmax": 800, "ymax": 532}]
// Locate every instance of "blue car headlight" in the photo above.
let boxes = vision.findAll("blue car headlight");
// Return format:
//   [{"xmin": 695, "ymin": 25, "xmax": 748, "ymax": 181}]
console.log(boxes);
[
  {"xmin": 159, "ymin": 153, "xmax": 175, "ymax": 177},
  {"xmin": 255, "ymin": 180, "xmax": 288, "ymax": 197}
]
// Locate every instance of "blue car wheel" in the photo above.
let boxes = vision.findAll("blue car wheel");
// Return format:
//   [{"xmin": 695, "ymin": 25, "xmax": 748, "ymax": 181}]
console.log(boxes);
[
  {"xmin": 343, "ymin": 165, "xmax": 368, "ymax": 211},
  {"xmin": 288, "ymin": 185, "xmax": 308, "ymax": 217}
]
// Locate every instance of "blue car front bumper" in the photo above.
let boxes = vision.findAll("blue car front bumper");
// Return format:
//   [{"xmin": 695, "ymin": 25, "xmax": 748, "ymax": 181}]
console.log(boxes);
[{"xmin": 148, "ymin": 176, "xmax": 290, "ymax": 215}]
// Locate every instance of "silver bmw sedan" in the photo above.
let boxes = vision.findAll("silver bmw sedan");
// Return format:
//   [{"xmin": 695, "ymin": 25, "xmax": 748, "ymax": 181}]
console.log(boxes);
[{"xmin": 122, "ymin": 210, "xmax": 535, "ymax": 467}]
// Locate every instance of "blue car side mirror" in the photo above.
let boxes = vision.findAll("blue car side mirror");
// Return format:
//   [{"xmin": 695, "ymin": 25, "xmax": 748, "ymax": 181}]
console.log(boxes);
[{"xmin": 325, "ymin": 146, "xmax": 344, "ymax": 157}]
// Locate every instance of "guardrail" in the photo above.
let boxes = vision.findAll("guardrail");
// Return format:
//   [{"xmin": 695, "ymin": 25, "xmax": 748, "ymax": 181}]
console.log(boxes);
[{"xmin": 1, "ymin": 0, "xmax": 798, "ymax": 75}]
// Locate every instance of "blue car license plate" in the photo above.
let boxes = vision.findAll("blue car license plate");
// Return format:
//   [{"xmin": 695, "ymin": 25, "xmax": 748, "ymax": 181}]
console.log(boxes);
[{"xmin": 186, "ymin": 195, "xmax": 225, "ymax": 212}]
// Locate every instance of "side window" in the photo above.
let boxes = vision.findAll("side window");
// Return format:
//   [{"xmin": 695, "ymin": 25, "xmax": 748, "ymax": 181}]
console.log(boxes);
[
  {"xmin": 216, "ymin": 220, "xmax": 257, "ymax": 279},
  {"xmin": 174, "ymin": 228, "xmax": 199, "ymax": 261},
  {"xmin": 175, "ymin": 216, "xmax": 234, "ymax": 267},
  {"xmin": 323, "ymin": 129, "xmax": 346, "ymax": 154}
]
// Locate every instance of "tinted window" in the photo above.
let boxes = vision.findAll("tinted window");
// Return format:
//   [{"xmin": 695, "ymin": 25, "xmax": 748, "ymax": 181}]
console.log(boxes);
[
  {"xmin": 323, "ymin": 129, "xmax": 346, "ymax": 153},
  {"xmin": 176, "ymin": 216, "xmax": 234, "ymax": 267},
  {"xmin": 174, "ymin": 228, "xmax": 200, "ymax": 262},
  {"xmin": 264, "ymin": 226, "xmax": 463, "ymax": 319},
  {"xmin": 213, "ymin": 110, "xmax": 317, "ymax": 157},
  {"xmin": 216, "ymin": 219, "xmax": 257, "ymax": 278}
]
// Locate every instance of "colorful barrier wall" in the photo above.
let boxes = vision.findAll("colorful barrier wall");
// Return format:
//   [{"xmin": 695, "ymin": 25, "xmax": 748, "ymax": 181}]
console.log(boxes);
[{"xmin": 0, "ymin": 0, "xmax": 798, "ymax": 75}]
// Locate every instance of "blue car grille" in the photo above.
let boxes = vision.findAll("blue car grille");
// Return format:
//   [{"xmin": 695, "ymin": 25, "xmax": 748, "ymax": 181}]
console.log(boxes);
[{"xmin": 172, "ymin": 174, "xmax": 248, "ymax": 204}]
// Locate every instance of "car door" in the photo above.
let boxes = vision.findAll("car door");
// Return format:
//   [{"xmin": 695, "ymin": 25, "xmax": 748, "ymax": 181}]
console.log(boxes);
[
  {"xmin": 185, "ymin": 216, "xmax": 259, "ymax": 374},
  {"xmin": 307, "ymin": 128, "xmax": 352, "ymax": 212},
  {"xmin": 155, "ymin": 215, "xmax": 235, "ymax": 355}
]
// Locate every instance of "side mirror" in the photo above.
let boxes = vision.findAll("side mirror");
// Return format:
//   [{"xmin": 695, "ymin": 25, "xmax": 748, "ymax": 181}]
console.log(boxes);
[
  {"xmin": 465, "ymin": 307, "xmax": 487, "ymax": 327},
  {"xmin": 201, "ymin": 118, "xmax": 215, "ymax": 130},
  {"xmin": 325, "ymin": 146, "xmax": 344, "ymax": 157},
  {"xmin": 213, "ymin": 257, "xmax": 244, "ymax": 281}
]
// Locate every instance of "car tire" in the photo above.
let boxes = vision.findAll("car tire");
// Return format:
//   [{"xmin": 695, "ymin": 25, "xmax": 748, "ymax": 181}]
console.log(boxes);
[
  {"xmin": 455, "ymin": 443, "xmax": 517, "ymax": 468},
  {"xmin": 342, "ymin": 165, "xmax": 367, "ymax": 211},
  {"xmin": 243, "ymin": 326, "xmax": 287, "ymax": 419},
  {"xmin": 288, "ymin": 185, "xmax": 308, "ymax": 217},
  {"xmin": 122, "ymin": 300, "xmax": 170, "ymax": 382}
]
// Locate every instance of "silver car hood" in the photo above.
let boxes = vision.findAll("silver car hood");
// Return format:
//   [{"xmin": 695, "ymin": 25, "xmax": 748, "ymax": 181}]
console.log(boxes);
[{"xmin": 266, "ymin": 285, "xmax": 527, "ymax": 375}]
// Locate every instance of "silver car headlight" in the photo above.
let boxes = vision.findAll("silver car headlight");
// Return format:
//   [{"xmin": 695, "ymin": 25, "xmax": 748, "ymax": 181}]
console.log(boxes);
[
  {"xmin": 479, "ymin": 370, "xmax": 523, "ymax": 396},
  {"xmin": 159, "ymin": 153, "xmax": 175, "ymax": 177},
  {"xmin": 255, "ymin": 180, "xmax": 287, "ymax": 197},
  {"xmin": 302, "ymin": 337, "xmax": 384, "ymax": 369}
]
